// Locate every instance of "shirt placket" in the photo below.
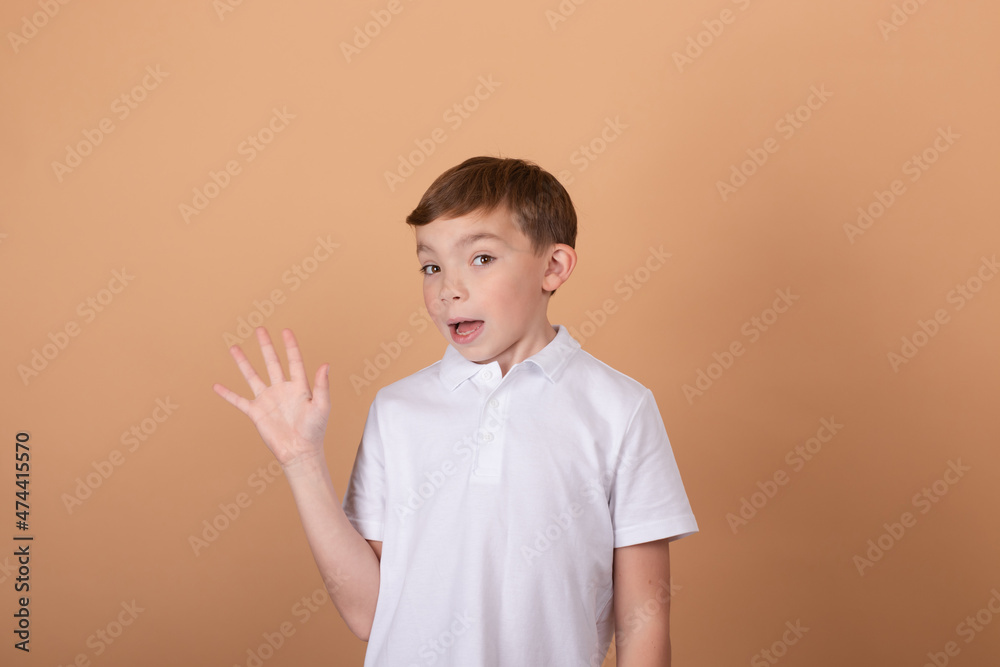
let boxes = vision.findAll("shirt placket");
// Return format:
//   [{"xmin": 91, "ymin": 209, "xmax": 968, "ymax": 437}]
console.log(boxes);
[{"xmin": 470, "ymin": 364, "xmax": 508, "ymax": 483}]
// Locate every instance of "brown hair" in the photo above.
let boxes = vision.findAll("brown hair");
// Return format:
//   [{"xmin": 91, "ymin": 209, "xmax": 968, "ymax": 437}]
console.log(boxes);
[{"xmin": 406, "ymin": 156, "xmax": 577, "ymax": 258}]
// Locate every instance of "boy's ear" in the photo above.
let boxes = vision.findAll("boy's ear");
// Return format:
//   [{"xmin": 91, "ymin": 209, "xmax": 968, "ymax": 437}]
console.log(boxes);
[{"xmin": 541, "ymin": 243, "xmax": 577, "ymax": 293}]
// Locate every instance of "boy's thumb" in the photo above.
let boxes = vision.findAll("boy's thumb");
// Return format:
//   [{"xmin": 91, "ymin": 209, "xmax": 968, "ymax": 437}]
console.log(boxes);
[{"xmin": 313, "ymin": 364, "xmax": 331, "ymax": 403}]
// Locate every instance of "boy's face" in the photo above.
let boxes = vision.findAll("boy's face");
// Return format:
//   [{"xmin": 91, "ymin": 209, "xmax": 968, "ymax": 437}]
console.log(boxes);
[{"xmin": 415, "ymin": 207, "xmax": 567, "ymax": 375}]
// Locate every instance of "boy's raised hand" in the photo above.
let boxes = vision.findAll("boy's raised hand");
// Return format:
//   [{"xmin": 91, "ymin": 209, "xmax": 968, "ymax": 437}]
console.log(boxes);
[{"xmin": 213, "ymin": 327, "xmax": 331, "ymax": 471}]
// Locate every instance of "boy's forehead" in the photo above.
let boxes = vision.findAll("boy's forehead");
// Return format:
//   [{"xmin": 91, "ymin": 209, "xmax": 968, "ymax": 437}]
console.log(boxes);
[{"xmin": 414, "ymin": 207, "xmax": 522, "ymax": 253}]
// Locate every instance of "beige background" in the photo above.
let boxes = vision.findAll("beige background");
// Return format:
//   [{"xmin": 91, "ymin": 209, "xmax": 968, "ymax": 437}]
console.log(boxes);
[{"xmin": 2, "ymin": 0, "xmax": 999, "ymax": 665}]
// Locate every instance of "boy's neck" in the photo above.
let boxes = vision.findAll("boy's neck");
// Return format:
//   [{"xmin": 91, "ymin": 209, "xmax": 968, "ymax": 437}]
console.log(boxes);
[{"xmin": 493, "ymin": 322, "xmax": 558, "ymax": 377}]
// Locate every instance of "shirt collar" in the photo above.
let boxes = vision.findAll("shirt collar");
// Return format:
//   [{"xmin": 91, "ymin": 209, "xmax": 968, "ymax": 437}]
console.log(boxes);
[{"xmin": 438, "ymin": 324, "xmax": 581, "ymax": 391}]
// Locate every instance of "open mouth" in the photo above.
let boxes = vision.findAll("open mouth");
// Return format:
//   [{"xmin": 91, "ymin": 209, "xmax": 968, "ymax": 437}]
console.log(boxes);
[
  {"xmin": 447, "ymin": 318, "xmax": 486, "ymax": 343},
  {"xmin": 451, "ymin": 319, "xmax": 484, "ymax": 336}
]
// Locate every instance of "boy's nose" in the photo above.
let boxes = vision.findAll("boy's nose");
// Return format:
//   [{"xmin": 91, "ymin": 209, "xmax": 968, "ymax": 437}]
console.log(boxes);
[
  {"xmin": 439, "ymin": 289, "xmax": 464, "ymax": 302},
  {"xmin": 439, "ymin": 276, "xmax": 466, "ymax": 301}
]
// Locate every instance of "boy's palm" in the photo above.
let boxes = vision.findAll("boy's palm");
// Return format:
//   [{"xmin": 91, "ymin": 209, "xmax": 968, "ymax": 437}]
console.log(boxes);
[{"xmin": 213, "ymin": 327, "xmax": 331, "ymax": 469}]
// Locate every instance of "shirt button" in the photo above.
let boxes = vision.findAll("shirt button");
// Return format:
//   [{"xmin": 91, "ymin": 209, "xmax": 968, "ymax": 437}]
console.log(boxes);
[
  {"xmin": 482, "ymin": 370, "xmax": 493, "ymax": 380},
  {"xmin": 482, "ymin": 432, "xmax": 494, "ymax": 442},
  {"xmin": 489, "ymin": 398, "xmax": 499, "ymax": 408}
]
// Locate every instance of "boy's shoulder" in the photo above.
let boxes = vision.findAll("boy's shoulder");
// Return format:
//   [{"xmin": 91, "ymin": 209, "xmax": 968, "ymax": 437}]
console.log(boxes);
[
  {"xmin": 374, "ymin": 357, "xmax": 445, "ymax": 398},
  {"xmin": 572, "ymin": 344, "xmax": 653, "ymax": 399}
]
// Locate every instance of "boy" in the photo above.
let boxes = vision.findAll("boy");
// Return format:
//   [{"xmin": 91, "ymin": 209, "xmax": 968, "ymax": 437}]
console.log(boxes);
[{"xmin": 213, "ymin": 156, "xmax": 699, "ymax": 666}]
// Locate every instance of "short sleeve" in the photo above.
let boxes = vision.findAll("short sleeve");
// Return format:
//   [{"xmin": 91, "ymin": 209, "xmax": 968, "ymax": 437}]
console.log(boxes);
[
  {"xmin": 608, "ymin": 388, "xmax": 699, "ymax": 548},
  {"xmin": 341, "ymin": 393, "xmax": 387, "ymax": 541}
]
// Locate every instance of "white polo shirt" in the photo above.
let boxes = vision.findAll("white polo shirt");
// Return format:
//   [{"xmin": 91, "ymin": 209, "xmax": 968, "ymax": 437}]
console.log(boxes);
[{"xmin": 342, "ymin": 324, "xmax": 698, "ymax": 666}]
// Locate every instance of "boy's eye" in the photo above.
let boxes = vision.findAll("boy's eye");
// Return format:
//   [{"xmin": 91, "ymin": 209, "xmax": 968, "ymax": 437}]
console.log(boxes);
[
  {"xmin": 473, "ymin": 255, "xmax": 494, "ymax": 266},
  {"xmin": 419, "ymin": 264, "xmax": 439, "ymax": 275}
]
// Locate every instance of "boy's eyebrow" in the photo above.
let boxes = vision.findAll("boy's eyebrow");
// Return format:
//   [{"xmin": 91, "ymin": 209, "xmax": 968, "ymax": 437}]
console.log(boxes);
[{"xmin": 415, "ymin": 232, "xmax": 506, "ymax": 255}]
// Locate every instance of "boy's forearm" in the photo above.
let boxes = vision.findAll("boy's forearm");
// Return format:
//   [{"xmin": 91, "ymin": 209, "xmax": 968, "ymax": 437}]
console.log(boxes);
[
  {"xmin": 615, "ymin": 637, "xmax": 671, "ymax": 667},
  {"xmin": 281, "ymin": 455, "xmax": 380, "ymax": 641}
]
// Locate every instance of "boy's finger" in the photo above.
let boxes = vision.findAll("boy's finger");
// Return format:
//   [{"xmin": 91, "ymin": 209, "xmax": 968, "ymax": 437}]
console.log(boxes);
[
  {"xmin": 212, "ymin": 382, "xmax": 251, "ymax": 414},
  {"xmin": 229, "ymin": 344, "xmax": 268, "ymax": 397},
  {"xmin": 284, "ymin": 329, "xmax": 307, "ymax": 386},
  {"xmin": 312, "ymin": 363, "xmax": 331, "ymax": 408},
  {"xmin": 256, "ymin": 327, "xmax": 286, "ymax": 386}
]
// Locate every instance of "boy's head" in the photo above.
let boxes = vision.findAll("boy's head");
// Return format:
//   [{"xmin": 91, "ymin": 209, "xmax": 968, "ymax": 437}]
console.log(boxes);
[
  {"xmin": 406, "ymin": 156, "xmax": 578, "ymax": 373},
  {"xmin": 406, "ymin": 156, "xmax": 577, "ymax": 262}
]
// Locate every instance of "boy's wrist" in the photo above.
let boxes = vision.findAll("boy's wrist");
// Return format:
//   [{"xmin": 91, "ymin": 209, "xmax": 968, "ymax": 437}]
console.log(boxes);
[{"xmin": 280, "ymin": 452, "xmax": 330, "ymax": 480}]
